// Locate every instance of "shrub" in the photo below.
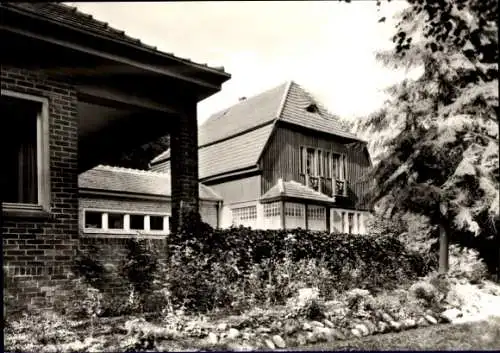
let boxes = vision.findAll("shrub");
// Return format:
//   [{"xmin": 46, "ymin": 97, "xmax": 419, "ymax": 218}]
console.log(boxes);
[
  {"xmin": 121, "ymin": 238, "xmax": 160, "ymax": 304},
  {"xmin": 448, "ymin": 244, "xmax": 489, "ymax": 283},
  {"xmin": 166, "ymin": 209, "xmax": 435, "ymax": 312}
]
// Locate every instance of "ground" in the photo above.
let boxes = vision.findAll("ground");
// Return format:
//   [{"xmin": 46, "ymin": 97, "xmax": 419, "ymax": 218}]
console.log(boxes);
[{"xmin": 299, "ymin": 316, "xmax": 500, "ymax": 351}]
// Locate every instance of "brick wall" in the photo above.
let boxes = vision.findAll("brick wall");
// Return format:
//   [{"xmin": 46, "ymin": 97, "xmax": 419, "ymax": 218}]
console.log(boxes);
[
  {"xmin": 170, "ymin": 103, "xmax": 199, "ymax": 233},
  {"xmin": 2, "ymin": 66, "xmax": 79, "ymax": 309},
  {"xmin": 78, "ymin": 235, "xmax": 167, "ymax": 297}
]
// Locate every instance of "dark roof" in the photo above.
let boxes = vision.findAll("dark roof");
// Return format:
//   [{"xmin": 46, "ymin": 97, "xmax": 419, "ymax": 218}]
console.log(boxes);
[
  {"xmin": 2, "ymin": 2, "xmax": 228, "ymax": 75},
  {"xmin": 260, "ymin": 179, "xmax": 336, "ymax": 204},
  {"xmin": 150, "ymin": 81, "xmax": 364, "ymax": 179},
  {"xmin": 78, "ymin": 165, "xmax": 222, "ymax": 201}
]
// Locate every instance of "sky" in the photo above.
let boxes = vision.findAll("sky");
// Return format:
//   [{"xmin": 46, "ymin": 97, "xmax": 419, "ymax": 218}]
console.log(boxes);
[{"xmin": 68, "ymin": 1, "xmax": 411, "ymax": 125}]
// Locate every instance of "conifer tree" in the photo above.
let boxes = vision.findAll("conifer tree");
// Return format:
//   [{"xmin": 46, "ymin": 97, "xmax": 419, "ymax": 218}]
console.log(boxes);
[{"xmin": 350, "ymin": 0, "xmax": 498, "ymax": 275}]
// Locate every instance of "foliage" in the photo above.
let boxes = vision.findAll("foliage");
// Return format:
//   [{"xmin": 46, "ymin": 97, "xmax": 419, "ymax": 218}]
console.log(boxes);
[
  {"xmin": 346, "ymin": 0, "xmax": 499, "ymax": 275},
  {"xmin": 114, "ymin": 135, "xmax": 170, "ymax": 170},
  {"xmin": 448, "ymin": 244, "xmax": 489, "ymax": 283},
  {"xmin": 121, "ymin": 238, "xmax": 160, "ymax": 297},
  {"xmin": 166, "ymin": 210, "xmax": 435, "ymax": 312}
]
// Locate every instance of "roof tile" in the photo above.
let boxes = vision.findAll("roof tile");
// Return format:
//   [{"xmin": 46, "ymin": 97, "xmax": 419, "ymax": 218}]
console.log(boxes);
[
  {"xmin": 79, "ymin": 165, "xmax": 222, "ymax": 201},
  {"xmin": 151, "ymin": 81, "xmax": 363, "ymax": 180},
  {"xmin": 261, "ymin": 179, "xmax": 336, "ymax": 204},
  {"xmin": 2, "ymin": 2, "xmax": 227, "ymax": 75}
]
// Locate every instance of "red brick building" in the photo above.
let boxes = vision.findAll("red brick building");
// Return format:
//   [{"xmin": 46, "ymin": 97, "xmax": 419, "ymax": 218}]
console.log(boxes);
[{"xmin": 1, "ymin": 3, "xmax": 230, "ymax": 309}]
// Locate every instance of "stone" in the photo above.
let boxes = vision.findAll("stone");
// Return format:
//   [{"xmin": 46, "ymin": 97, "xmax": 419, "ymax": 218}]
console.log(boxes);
[
  {"xmin": 227, "ymin": 328, "xmax": 240, "ymax": 340},
  {"xmin": 389, "ymin": 321, "xmax": 402, "ymax": 331},
  {"xmin": 354, "ymin": 323, "xmax": 370, "ymax": 336},
  {"xmin": 424, "ymin": 314, "xmax": 438, "ymax": 325},
  {"xmin": 310, "ymin": 320, "xmax": 325, "ymax": 327},
  {"xmin": 217, "ymin": 323, "xmax": 229, "ymax": 331},
  {"xmin": 313, "ymin": 327, "xmax": 336, "ymax": 342},
  {"xmin": 381, "ymin": 312, "xmax": 394, "ymax": 323},
  {"xmin": 323, "ymin": 319, "xmax": 335, "ymax": 328},
  {"xmin": 206, "ymin": 332, "xmax": 219, "ymax": 345},
  {"xmin": 416, "ymin": 317, "xmax": 429, "ymax": 327},
  {"xmin": 377, "ymin": 321, "xmax": 389, "ymax": 333},
  {"xmin": 351, "ymin": 328, "xmax": 363, "ymax": 338},
  {"xmin": 440, "ymin": 308, "xmax": 463, "ymax": 323},
  {"xmin": 272, "ymin": 334, "xmax": 286, "ymax": 348},
  {"xmin": 302, "ymin": 322, "xmax": 313, "ymax": 331},
  {"xmin": 402, "ymin": 318, "xmax": 417, "ymax": 329},
  {"xmin": 264, "ymin": 339, "xmax": 276, "ymax": 350},
  {"xmin": 256, "ymin": 326, "xmax": 272, "ymax": 334}
]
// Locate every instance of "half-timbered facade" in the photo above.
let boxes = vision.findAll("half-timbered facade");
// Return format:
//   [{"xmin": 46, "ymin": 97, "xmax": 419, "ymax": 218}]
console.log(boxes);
[{"xmin": 150, "ymin": 81, "xmax": 372, "ymax": 233}]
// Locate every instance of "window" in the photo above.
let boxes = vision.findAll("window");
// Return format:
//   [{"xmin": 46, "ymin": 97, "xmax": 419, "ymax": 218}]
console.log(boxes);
[
  {"xmin": 130, "ymin": 214, "xmax": 144, "ymax": 230},
  {"xmin": 264, "ymin": 202, "xmax": 281, "ymax": 217},
  {"xmin": 317, "ymin": 150, "xmax": 322, "ymax": 176},
  {"xmin": 325, "ymin": 152, "xmax": 331, "ymax": 178},
  {"xmin": 307, "ymin": 206, "xmax": 325, "ymax": 220},
  {"xmin": 2, "ymin": 90, "xmax": 49, "ymax": 212},
  {"xmin": 285, "ymin": 203, "xmax": 304, "ymax": 217},
  {"xmin": 150, "ymin": 216, "xmax": 164, "ymax": 231},
  {"xmin": 306, "ymin": 148, "xmax": 315, "ymax": 175},
  {"xmin": 108, "ymin": 213, "xmax": 124, "ymax": 229},
  {"xmin": 232, "ymin": 206, "xmax": 257, "ymax": 222},
  {"xmin": 332, "ymin": 154, "xmax": 345, "ymax": 179},
  {"xmin": 83, "ymin": 210, "xmax": 169, "ymax": 233},
  {"xmin": 348, "ymin": 213, "xmax": 354, "ymax": 234},
  {"xmin": 85, "ymin": 211, "xmax": 102, "ymax": 229}
]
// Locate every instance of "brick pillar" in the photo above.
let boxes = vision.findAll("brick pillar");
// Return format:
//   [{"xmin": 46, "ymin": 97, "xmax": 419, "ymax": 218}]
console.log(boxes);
[{"xmin": 170, "ymin": 102, "xmax": 199, "ymax": 233}]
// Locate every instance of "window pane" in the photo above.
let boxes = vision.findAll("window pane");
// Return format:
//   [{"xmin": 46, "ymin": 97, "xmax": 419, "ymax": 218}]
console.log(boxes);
[
  {"xmin": 85, "ymin": 211, "xmax": 102, "ymax": 228},
  {"xmin": 2, "ymin": 95, "xmax": 40, "ymax": 204},
  {"xmin": 130, "ymin": 215, "xmax": 144, "ymax": 230},
  {"xmin": 306, "ymin": 148, "xmax": 315, "ymax": 175},
  {"xmin": 348, "ymin": 213, "xmax": 354, "ymax": 234},
  {"xmin": 108, "ymin": 213, "xmax": 124, "ymax": 229},
  {"xmin": 150, "ymin": 216, "xmax": 164, "ymax": 231}
]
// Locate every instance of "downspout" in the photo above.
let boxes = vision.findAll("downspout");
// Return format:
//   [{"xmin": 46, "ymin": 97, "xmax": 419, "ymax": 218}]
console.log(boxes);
[{"xmin": 216, "ymin": 200, "xmax": 222, "ymax": 228}]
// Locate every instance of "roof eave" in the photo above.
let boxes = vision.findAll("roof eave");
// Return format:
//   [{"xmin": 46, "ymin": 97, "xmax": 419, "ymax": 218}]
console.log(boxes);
[{"xmin": 1, "ymin": 3, "xmax": 231, "ymax": 87}]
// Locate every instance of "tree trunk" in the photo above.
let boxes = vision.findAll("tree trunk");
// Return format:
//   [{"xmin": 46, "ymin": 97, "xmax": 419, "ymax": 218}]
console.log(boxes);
[{"xmin": 438, "ymin": 222, "xmax": 449, "ymax": 274}]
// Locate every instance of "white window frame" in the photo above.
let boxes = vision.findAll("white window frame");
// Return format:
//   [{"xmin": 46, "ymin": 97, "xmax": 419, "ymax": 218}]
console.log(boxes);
[
  {"xmin": 2, "ymin": 89, "xmax": 50, "ymax": 214},
  {"xmin": 82, "ymin": 208, "xmax": 170, "ymax": 236}
]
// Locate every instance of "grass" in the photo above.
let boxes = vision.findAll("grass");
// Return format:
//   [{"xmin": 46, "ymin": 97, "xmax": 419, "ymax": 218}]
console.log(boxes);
[{"xmin": 293, "ymin": 317, "xmax": 500, "ymax": 350}]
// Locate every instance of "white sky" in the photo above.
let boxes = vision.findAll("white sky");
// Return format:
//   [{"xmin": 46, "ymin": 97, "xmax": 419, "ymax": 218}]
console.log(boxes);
[{"xmin": 68, "ymin": 1, "xmax": 410, "ymax": 125}]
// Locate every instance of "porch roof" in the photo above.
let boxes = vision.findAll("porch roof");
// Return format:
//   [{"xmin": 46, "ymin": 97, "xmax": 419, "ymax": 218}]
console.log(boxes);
[
  {"xmin": 78, "ymin": 165, "xmax": 223, "ymax": 202},
  {"xmin": 260, "ymin": 179, "xmax": 336, "ymax": 204},
  {"xmin": 2, "ymin": 2, "xmax": 229, "ymax": 77}
]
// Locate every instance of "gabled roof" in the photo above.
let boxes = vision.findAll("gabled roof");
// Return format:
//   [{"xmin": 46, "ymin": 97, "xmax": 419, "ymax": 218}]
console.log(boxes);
[
  {"xmin": 78, "ymin": 165, "xmax": 222, "ymax": 201},
  {"xmin": 2, "ymin": 2, "xmax": 228, "ymax": 76},
  {"xmin": 150, "ymin": 81, "xmax": 363, "ymax": 180},
  {"xmin": 260, "ymin": 179, "xmax": 336, "ymax": 204}
]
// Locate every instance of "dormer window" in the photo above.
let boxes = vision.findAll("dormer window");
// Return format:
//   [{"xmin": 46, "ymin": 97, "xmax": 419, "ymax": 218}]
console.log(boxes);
[{"xmin": 305, "ymin": 103, "xmax": 318, "ymax": 113}]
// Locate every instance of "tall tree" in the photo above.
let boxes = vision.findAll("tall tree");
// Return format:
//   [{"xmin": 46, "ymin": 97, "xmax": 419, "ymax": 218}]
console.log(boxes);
[{"xmin": 349, "ymin": 0, "xmax": 498, "ymax": 275}]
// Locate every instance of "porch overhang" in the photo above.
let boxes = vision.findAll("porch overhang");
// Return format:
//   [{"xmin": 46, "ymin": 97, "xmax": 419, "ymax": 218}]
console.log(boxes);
[{"xmin": 1, "ymin": 3, "xmax": 231, "ymax": 172}]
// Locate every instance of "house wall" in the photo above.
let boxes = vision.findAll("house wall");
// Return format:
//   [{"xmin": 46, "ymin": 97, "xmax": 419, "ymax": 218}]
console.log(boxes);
[
  {"xmin": 2, "ymin": 66, "xmax": 79, "ymax": 309},
  {"xmin": 79, "ymin": 195, "xmax": 219, "ymax": 232},
  {"xmin": 260, "ymin": 124, "xmax": 372, "ymax": 211},
  {"xmin": 207, "ymin": 175, "xmax": 261, "ymax": 205}
]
